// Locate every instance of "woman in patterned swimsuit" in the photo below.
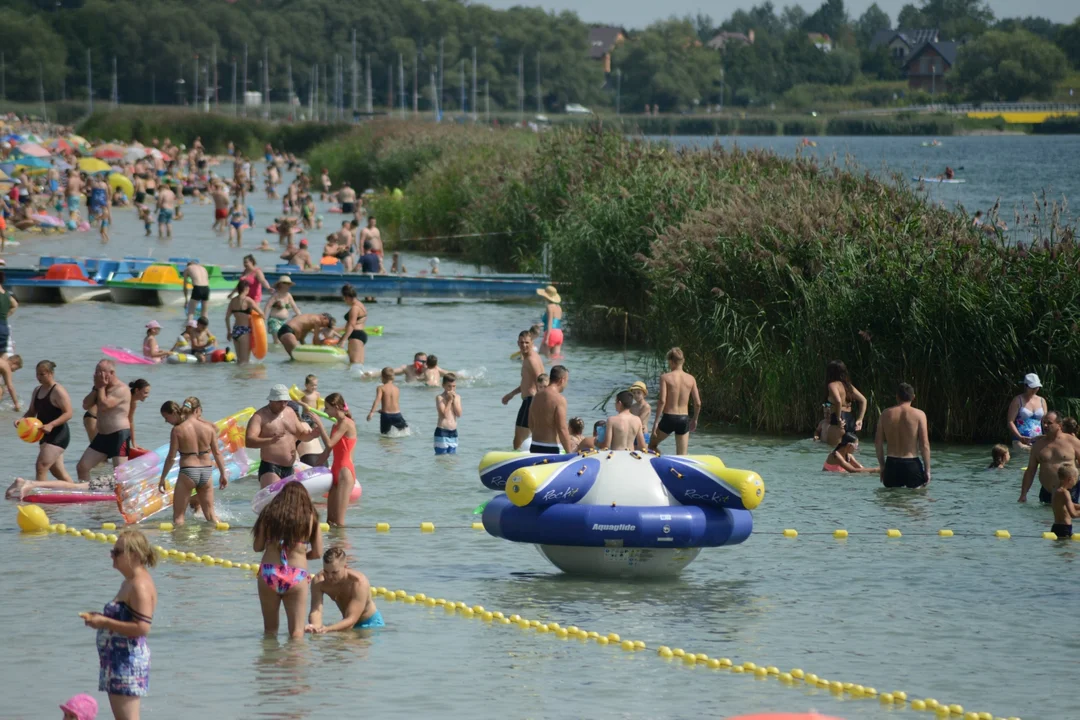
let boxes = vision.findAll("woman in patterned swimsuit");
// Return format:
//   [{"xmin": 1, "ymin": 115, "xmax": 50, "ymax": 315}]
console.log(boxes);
[
  {"xmin": 253, "ymin": 481, "xmax": 323, "ymax": 639},
  {"xmin": 83, "ymin": 529, "xmax": 158, "ymax": 720}
]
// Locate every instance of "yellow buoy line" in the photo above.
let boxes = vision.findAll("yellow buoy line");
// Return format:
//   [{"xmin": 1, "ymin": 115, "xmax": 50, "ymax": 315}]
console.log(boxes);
[{"xmin": 35, "ymin": 519, "xmax": 1023, "ymax": 720}]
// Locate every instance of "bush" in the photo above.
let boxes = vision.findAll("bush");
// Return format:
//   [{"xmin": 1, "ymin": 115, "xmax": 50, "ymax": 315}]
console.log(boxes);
[
  {"xmin": 736, "ymin": 118, "xmax": 779, "ymax": 135},
  {"xmin": 781, "ymin": 118, "xmax": 823, "ymax": 135},
  {"xmin": 1033, "ymin": 116, "xmax": 1080, "ymax": 134},
  {"xmin": 825, "ymin": 115, "xmax": 956, "ymax": 135}
]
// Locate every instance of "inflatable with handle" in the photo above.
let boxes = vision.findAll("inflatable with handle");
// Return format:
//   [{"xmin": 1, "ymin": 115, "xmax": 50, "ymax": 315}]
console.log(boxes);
[
  {"xmin": 251, "ymin": 310, "xmax": 268, "ymax": 360},
  {"xmin": 251, "ymin": 465, "xmax": 362, "ymax": 514}
]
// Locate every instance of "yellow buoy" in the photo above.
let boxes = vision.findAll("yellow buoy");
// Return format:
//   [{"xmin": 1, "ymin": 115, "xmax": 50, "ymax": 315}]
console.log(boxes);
[
  {"xmin": 217, "ymin": 522, "xmax": 231, "ymax": 531},
  {"xmin": 17, "ymin": 505, "xmax": 50, "ymax": 533},
  {"xmin": 420, "ymin": 521, "xmax": 435, "ymax": 533},
  {"xmin": 994, "ymin": 530, "xmax": 1010, "ymax": 539},
  {"xmin": 658, "ymin": 646, "xmax": 674, "ymax": 658},
  {"xmin": 833, "ymin": 529, "xmax": 848, "ymax": 539},
  {"xmin": 472, "ymin": 522, "xmax": 484, "ymax": 530},
  {"xmin": 159, "ymin": 522, "xmax": 174, "ymax": 531},
  {"xmin": 939, "ymin": 529, "xmax": 954, "ymax": 537},
  {"xmin": 375, "ymin": 522, "xmax": 390, "ymax": 532},
  {"xmin": 101, "ymin": 522, "xmax": 117, "ymax": 530},
  {"xmin": 783, "ymin": 528, "xmax": 798, "ymax": 537},
  {"xmin": 887, "ymin": 528, "xmax": 902, "ymax": 538},
  {"xmin": 319, "ymin": 522, "xmax": 330, "ymax": 532}
]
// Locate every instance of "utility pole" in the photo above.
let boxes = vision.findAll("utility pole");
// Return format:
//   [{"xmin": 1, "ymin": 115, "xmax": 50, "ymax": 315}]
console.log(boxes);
[
  {"xmin": 517, "ymin": 53, "xmax": 524, "ymax": 125},
  {"xmin": 151, "ymin": 73, "xmax": 155, "ymax": 106},
  {"xmin": 242, "ymin": 43, "xmax": 248, "ymax": 116},
  {"xmin": 459, "ymin": 59, "xmax": 465, "ymax": 116},
  {"xmin": 87, "ymin": 49, "xmax": 93, "ymax": 114},
  {"xmin": 387, "ymin": 63, "xmax": 393, "ymax": 116},
  {"xmin": 535, "ymin": 54, "xmax": 541, "ymax": 114},
  {"xmin": 193, "ymin": 55, "xmax": 198, "ymax": 108},
  {"xmin": 438, "ymin": 38, "xmax": 444, "ymax": 112},
  {"xmin": 313, "ymin": 65, "xmax": 319, "ymax": 120},
  {"xmin": 413, "ymin": 52, "xmax": 418, "ymax": 115},
  {"xmin": 231, "ymin": 61, "xmax": 237, "ymax": 116},
  {"xmin": 471, "ymin": 47, "xmax": 477, "ymax": 122},
  {"xmin": 485, "ymin": 79, "xmax": 489, "ymax": 124},
  {"xmin": 1, "ymin": 53, "xmax": 5, "ymax": 102},
  {"xmin": 111, "ymin": 55, "xmax": 118, "ymax": 107},
  {"xmin": 616, "ymin": 68, "xmax": 621, "ymax": 115},
  {"xmin": 398, "ymin": 53, "xmax": 405, "ymax": 119},
  {"xmin": 287, "ymin": 56, "xmax": 293, "ymax": 120},
  {"xmin": 429, "ymin": 65, "xmax": 440, "ymax": 120},
  {"xmin": 212, "ymin": 43, "xmax": 218, "ymax": 111},
  {"xmin": 263, "ymin": 45, "xmax": 270, "ymax": 118},
  {"xmin": 351, "ymin": 29, "xmax": 358, "ymax": 115},
  {"xmin": 309, "ymin": 65, "xmax": 315, "ymax": 119},
  {"xmin": 365, "ymin": 54, "xmax": 372, "ymax": 114},
  {"xmin": 39, "ymin": 64, "xmax": 47, "ymax": 122}
]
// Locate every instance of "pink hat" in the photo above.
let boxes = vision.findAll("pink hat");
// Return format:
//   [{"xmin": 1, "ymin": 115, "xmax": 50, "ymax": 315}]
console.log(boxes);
[
  {"xmin": 59, "ymin": 693, "xmax": 98, "ymax": 720},
  {"xmin": 186, "ymin": 319, "xmax": 198, "ymax": 328},
  {"xmin": 145, "ymin": 320, "xmax": 162, "ymax": 330}
]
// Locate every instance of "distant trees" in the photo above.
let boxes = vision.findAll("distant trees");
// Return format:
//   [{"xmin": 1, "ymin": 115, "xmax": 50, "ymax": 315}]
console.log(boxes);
[{"xmin": 954, "ymin": 29, "xmax": 1068, "ymax": 101}]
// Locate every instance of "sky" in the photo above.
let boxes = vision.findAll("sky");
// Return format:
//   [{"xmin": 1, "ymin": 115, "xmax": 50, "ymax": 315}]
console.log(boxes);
[{"xmin": 478, "ymin": 0, "xmax": 1077, "ymax": 30}]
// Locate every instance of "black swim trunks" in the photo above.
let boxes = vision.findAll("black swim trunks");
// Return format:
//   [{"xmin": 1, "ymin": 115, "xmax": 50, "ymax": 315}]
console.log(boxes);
[
  {"xmin": 277, "ymin": 324, "xmax": 296, "ymax": 340},
  {"xmin": 258, "ymin": 461, "xmax": 294, "ymax": 479},
  {"xmin": 658, "ymin": 413, "xmax": 691, "ymax": 436},
  {"xmin": 379, "ymin": 412, "xmax": 408, "ymax": 435},
  {"xmin": 41, "ymin": 423, "xmax": 71, "ymax": 450},
  {"xmin": 1051, "ymin": 522, "xmax": 1074, "ymax": 539},
  {"xmin": 89, "ymin": 428, "xmax": 131, "ymax": 459},
  {"xmin": 830, "ymin": 410, "xmax": 857, "ymax": 433},
  {"xmin": 881, "ymin": 457, "xmax": 928, "ymax": 489},
  {"xmin": 1039, "ymin": 483, "xmax": 1080, "ymax": 504},
  {"xmin": 516, "ymin": 395, "xmax": 534, "ymax": 430},
  {"xmin": 190, "ymin": 285, "xmax": 210, "ymax": 302},
  {"xmin": 341, "ymin": 202, "xmax": 355, "ymax": 214},
  {"xmin": 530, "ymin": 442, "xmax": 561, "ymax": 454},
  {"xmin": 348, "ymin": 329, "xmax": 368, "ymax": 344}
]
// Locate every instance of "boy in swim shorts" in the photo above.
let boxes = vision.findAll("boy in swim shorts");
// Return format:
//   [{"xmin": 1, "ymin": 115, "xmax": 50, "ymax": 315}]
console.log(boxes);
[
  {"xmin": 1052, "ymin": 465, "xmax": 1080, "ymax": 539},
  {"xmin": 306, "ymin": 546, "xmax": 383, "ymax": 633},
  {"xmin": 649, "ymin": 347, "xmax": 701, "ymax": 455},
  {"xmin": 434, "ymin": 373, "xmax": 462, "ymax": 455},
  {"xmin": 367, "ymin": 367, "xmax": 408, "ymax": 435}
]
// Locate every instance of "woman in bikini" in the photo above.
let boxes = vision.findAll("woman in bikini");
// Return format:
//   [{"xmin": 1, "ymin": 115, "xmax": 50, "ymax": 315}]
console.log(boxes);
[
  {"xmin": 158, "ymin": 398, "xmax": 228, "ymax": 526},
  {"xmin": 337, "ymin": 284, "xmax": 368, "ymax": 367},
  {"xmin": 822, "ymin": 432, "xmax": 879, "ymax": 473},
  {"xmin": 253, "ymin": 481, "xmax": 323, "ymax": 639},
  {"xmin": 824, "ymin": 360, "xmax": 867, "ymax": 447},
  {"xmin": 225, "ymin": 280, "xmax": 258, "ymax": 364},
  {"xmin": 82, "ymin": 528, "xmax": 157, "ymax": 720},
  {"xmin": 315, "ymin": 392, "xmax": 357, "ymax": 527},
  {"xmin": 262, "ymin": 276, "xmax": 301, "ymax": 344}
]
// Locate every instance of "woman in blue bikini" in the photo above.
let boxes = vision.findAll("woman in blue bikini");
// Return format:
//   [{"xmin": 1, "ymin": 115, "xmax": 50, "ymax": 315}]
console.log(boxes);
[
  {"xmin": 224, "ymin": 281, "xmax": 257, "ymax": 364},
  {"xmin": 82, "ymin": 528, "xmax": 157, "ymax": 720},
  {"xmin": 253, "ymin": 481, "xmax": 323, "ymax": 639}
]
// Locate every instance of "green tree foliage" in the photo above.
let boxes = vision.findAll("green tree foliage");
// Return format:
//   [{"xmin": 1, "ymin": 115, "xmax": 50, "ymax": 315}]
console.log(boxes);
[
  {"xmin": 895, "ymin": 0, "xmax": 994, "ymax": 39},
  {"xmin": 993, "ymin": 16, "xmax": 1061, "ymax": 42},
  {"xmin": 954, "ymin": 29, "xmax": 1068, "ymax": 101},
  {"xmin": 0, "ymin": 11, "xmax": 68, "ymax": 100},
  {"xmin": 855, "ymin": 4, "xmax": 892, "ymax": 47},
  {"xmin": 612, "ymin": 20, "xmax": 719, "ymax": 111},
  {"xmin": 1058, "ymin": 19, "xmax": 1080, "ymax": 69},
  {"xmin": 802, "ymin": 0, "xmax": 849, "ymax": 39}
]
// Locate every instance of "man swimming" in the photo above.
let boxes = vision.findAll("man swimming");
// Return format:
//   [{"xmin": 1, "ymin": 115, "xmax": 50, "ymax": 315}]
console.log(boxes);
[
  {"xmin": 1019, "ymin": 411, "xmax": 1080, "ymax": 504},
  {"xmin": 874, "ymin": 383, "xmax": 930, "ymax": 489},
  {"xmin": 528, "ymin": 365, "xmax": 571, "ymax": 454},
  {"xmin": 305, "ymin": 546, "xmax": 383, "ymax": 633},
  {"xmin": 392, "ymin": 352, "xmax": 429, "ymax": 382},
  {"xmin": 649, "ymin": 347, "xmax": 701, "ymax": 455},
  {"xmin": 502, "ymin": 331, "xmax": 544, "ymax": 450}
]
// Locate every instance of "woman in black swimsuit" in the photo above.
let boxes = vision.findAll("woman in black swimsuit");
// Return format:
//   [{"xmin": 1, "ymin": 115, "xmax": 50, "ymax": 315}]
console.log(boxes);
[
  {"xmin": 225, "ymin": 281, "xmax": 258, "ymax": 364},
  {"xmin": 23, "ymin": 360, "xmax": 74, "ymax": 483},
  {"xmin": 339, "ymin": 284, "xmax": 368, "ymax": 367}
]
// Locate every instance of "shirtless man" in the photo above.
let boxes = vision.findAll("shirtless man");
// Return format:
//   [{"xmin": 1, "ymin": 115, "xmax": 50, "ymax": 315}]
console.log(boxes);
[
  {"xmin": 319, "ymin": 169, "xmax": 332, "ymax": 201},
  {"xmin": 156, "ymin": 182, "xmax": 176, "ymax": 238},
  {"xmin": 392, "ymin": 352, "xmax": 429, "ymax": 382},
  {"xmin": 277, "ymin": 313, "xmax": 336, "ymax": 359},
  {"xmin": 600, "ymin": 391, "xmax": 646, "ymax": 451},
  {"xmin": 65, "ymin": 170, "xmax": 83, "ymax": 221},
  {"xmin": 1020, "ymin": 411, "xmax": 1080, "ymax": 503},
  {"xmin": 874, "ymin": 383, "xmax": 930, "ymax": 489},
  {"xmin": 339, "ymin": 182, "xmax": 357, "ymax": 216},
  {"xmin": 76, "ymin": 360, "xmax": 132, "ymax": 481},
  {"xmin": 281, "ymin": 238, "xmax": 316, "ymax": 270},
  {"xmin": 305, "ymin": 546, "xmax": 383, "ymax": 633},
  {"xmin": 358, "ymin": 216, "xmax": 383, "ymax": 272},
  {"xmin": 46, "ymin": 161, "xmax": 61, "ymax": 205},
  {"xmin": 211, "ymin": 182, "xmax": 230, "ymax": 232},
  {"xmin": 245, "ymin": 384, "xmax": 322, "ymax": 487},
  {"xmin": 649, "ymin": 347, "xmax": 701, "ymax": 455},
  {"xmin": 502, "ymin": 331, "xmax": 545, "ymax": 450},
  {"xmin": 527, "ymin": 365, "xmax": 572, "ymax": 454},
  {"xmin": 182, "ymin": 261, "xmax": 210, "ymax": 323}
]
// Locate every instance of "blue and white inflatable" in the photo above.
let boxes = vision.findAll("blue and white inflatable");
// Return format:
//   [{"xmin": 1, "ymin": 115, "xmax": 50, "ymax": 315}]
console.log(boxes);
[{"xmin": 478, "ymin": 449, "xmax": 764, "ymax": 578}]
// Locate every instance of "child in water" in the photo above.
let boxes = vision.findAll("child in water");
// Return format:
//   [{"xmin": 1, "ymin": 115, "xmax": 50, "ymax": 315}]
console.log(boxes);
[
  {"xmin": 813, "ymin": 402, "xmax": 831, "ymax": 442},
  {"xmin": 1052, "ymin": 464, "xmax": 1080, "ymax": 538},
  {"xmin": 59, "ymin": 693, "xmax": 97, "ymax": 719},
  {"xmin": 301, "ymin": 374, "xmax": 321, "ymax": 408},
  {"xmin": 568, "ymin": 417, "xmax": 585, "ymax": 452},
  {"xmin": 367, "ymin": 367, "xmax": 408, "ymax": 435},
  {"xmin": 599, "ymin": 391, "xmax": 647, "ymax": 451},
  {"xmin": 137, "ymin": 204, "xmax": 152, "ymax": 237},
  {"xmin": 988, "ymin": 444, "xmax": 1010, "ymax": 469},
  {"xmin": 423, "ymin": 355, "xmax": 449, "ymax": 386},
  {"xmin": 536, "ymin": 373, "xmax": 550, "ymax": 390},
  {"xmin": 434, "ymin": 373, "xmax": 462, "ymax": 455},
  {"xmin": 823, "ymin": 432, "xmax": 879, "ymax": 473},
  {"xmin": 142, "ymin": 321, "xmax": 171, "ymax": 362},
  {"xmin": 576, "ymin": 420, "xmax": 606, "ymax": 452}
]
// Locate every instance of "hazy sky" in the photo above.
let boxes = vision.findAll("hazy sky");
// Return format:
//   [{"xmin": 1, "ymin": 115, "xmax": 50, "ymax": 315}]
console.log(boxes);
[{"xmin": 480, "ymin": 0, "xmax": 1077, "ymax": 30}]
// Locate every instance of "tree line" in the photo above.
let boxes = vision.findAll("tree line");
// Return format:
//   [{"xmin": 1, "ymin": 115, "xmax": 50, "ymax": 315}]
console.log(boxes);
[{"xmin": 0, "ymin": 0, "xmax": 1078, "ymax": 113}]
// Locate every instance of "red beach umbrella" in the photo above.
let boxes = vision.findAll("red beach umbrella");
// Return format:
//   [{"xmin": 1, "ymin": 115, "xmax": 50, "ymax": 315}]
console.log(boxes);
[{"xmin": 93, "ymin": 144, "xmax": 126, "ymax": 160}]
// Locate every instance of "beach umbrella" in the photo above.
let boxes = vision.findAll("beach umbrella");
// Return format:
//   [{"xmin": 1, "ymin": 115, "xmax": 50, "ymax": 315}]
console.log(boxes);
[
  {"xmin": 17, "ymin": 142, "xmax": 51, "ymax": 158},
  {"xmin": 6, "ymin": 156, "xmax": 52, "ymax": 170},
  {"xmin": 67, "ymin": 134, "xmax": 91, "ymax": 152},
  {"xmin": 77, "ymin": 157, "xmax": 112, "ymax": 173},
  {"xmin": 23, "ymin": 133, "xmax": 43, "ymax": 143},
  {"xmin": 46, "ymin": 137, "xmax": 74, "ymax": 153},
  {"xmin": 124, "ymin": 145, "xmax": 150, "ymax": 162},
  {"xmin": 93, "ymin": 144, "xmax": 126, "ymax": 160}
]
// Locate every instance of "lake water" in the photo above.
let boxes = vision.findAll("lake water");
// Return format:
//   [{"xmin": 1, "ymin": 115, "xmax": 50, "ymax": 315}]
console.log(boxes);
[
  {"xmin": 0, "ymin": 154, "xmax": 1065, "ymax": 719},
  {"xmin": 673, "ymin": 134, "xmax": 1080, "ymax": 234}
]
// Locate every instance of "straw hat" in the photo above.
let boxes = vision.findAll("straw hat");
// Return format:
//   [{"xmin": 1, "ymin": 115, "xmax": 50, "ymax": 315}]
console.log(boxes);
[
  {"xmin": 536, "ymin": 285, "xmax": 562, "ymax": 304},
  {"xmin": 276, "ymin": 275, "xmax": 294, "ymax": 286},
  {"xmin": 629, "ymin": 381, "xmax": 648, "ymax": 395}
]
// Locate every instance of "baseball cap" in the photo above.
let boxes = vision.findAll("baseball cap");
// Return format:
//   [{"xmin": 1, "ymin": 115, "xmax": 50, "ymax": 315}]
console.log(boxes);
[
  {"xmin": 1023, "ymin": 373, "xmax": 1042, "ymax": 389},
  {"xmin": 267, "ymin": 384, "xmax": 291, "ymax": 402},
  {"xmin": 59, "ymin": 693, "xmax": 98, "ymax": 720}
]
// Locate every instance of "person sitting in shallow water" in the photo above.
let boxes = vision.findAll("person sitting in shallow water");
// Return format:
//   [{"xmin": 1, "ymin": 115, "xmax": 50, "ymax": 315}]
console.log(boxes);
[
  {"xmin": 823, "ymin": 432, "xmax": 879, "ymax": 473},
  {"xmin": 305, "ymin": 546, "xmax": 382, "ymax": 633},
  {"xmin": 988, "ymin": 444, "xmax": 1010, "ymax": 470}
]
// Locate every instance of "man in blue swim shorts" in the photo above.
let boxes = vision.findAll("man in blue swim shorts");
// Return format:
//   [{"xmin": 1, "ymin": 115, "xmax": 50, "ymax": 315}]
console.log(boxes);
[{"xmin": 305, "ymin": 546, "xmax": 383, "ymax": 633}]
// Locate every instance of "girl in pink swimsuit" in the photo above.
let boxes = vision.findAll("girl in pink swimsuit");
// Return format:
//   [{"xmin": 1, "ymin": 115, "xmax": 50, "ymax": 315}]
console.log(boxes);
[
  {"xmin": 253, "ymin": 482, "xmax": 323, "ymax": 639},
  {"xmin": 823, "ymin": 432, "xmax": 879, "ymax": 474}
]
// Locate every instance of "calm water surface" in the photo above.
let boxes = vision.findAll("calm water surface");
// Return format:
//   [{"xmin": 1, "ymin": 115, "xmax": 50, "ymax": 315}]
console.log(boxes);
[{"xmin": 0, "ymin": 158, "xmax": 1066, "ymax": 719}]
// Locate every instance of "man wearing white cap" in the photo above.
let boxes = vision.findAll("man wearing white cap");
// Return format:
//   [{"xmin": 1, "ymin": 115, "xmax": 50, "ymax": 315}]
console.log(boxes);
[
  {"xmin": 246, "ymin": 384, "xmax": 323, "ymax": 488},
  {"xmin": 1006, "ymin": 373, "xmax": 1048, "ymax": 452}
]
